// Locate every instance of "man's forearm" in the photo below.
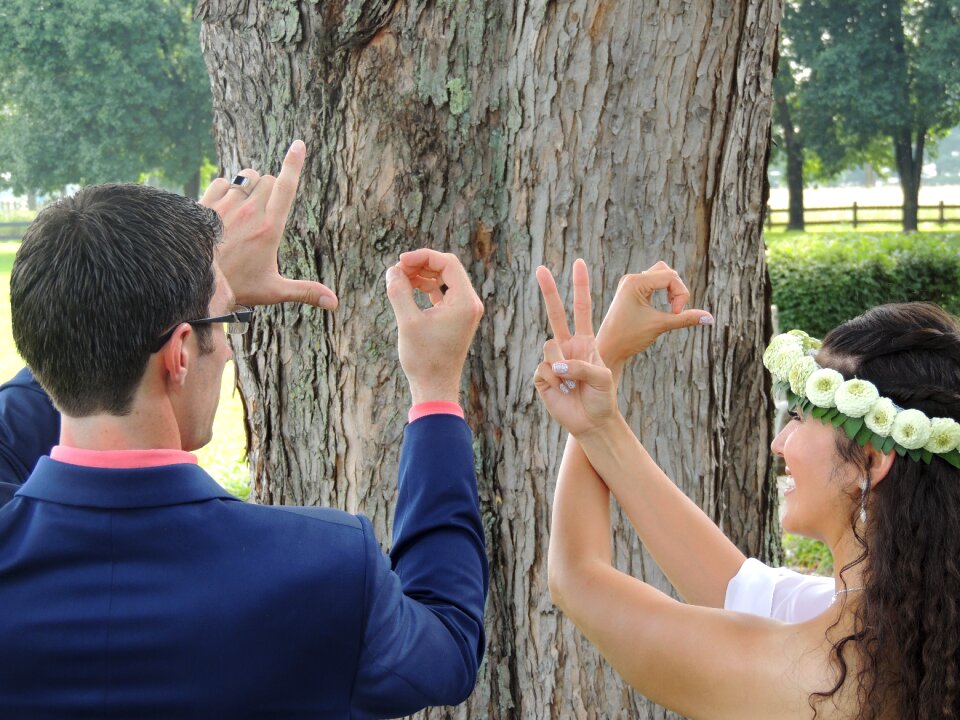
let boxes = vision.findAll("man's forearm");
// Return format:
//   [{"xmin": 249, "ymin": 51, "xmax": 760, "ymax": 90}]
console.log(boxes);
[{"xmin": 392, "ymin": 414, "xmax": 488, "ymax": 657}]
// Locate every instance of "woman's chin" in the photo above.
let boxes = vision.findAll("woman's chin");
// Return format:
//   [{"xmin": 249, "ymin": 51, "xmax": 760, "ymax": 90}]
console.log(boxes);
[
  {"xmin": 779, "ymin": 480, "xmax": 798, "ymax": 533},
  {"xmin": 781, "ymin": 512, "xmax": 798, "ymax": 535}
]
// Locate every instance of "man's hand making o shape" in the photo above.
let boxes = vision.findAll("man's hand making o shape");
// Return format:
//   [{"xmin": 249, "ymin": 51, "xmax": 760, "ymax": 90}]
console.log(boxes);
[
  {"xmin": 534, "ymin": 259, "xmax": 618, "ymax": 438},
  {"xmin": 386, "ymin": 249, "xmax": 484, "ymax": 405},
  {"xmin": 201, "ymin": 140, "xmax": 339, "ymax": 311}
]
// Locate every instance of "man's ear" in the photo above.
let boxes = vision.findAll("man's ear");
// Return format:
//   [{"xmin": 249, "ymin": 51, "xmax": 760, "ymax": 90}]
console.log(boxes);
[
  {"xmin": 159, "ymin": 324, "xmax": 193, "ymax": 387},
  {"xmin": 865, "ymin": 442, "xmax": 896, "ymax": 487}
]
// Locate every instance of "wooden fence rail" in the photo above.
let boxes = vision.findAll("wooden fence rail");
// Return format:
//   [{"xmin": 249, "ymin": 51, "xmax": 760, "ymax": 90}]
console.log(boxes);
[
  {"xmin": 0, "ymin": 221, "xmax": 31, "ymax": 242},
  {"xmin": 766, "ymin": 201, "xmax": 960, "ymax": 229}
]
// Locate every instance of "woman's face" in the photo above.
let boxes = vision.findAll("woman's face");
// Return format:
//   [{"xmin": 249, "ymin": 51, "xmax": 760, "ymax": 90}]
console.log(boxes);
[{"xmin": 771, "ymin": 410, "xmax": 859, "ymax": 545}]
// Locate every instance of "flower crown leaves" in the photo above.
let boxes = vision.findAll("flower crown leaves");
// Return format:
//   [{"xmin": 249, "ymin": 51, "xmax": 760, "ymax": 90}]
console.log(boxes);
[{"xmin": 764, "ymin": 330, "xmax": 960, "ymax": 469}]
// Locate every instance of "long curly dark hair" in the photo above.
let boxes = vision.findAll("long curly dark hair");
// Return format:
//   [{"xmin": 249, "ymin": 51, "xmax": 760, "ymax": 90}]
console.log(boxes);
[{"xmin": 810, "ymin": 302, "xmax": 960, "ymax": 719}]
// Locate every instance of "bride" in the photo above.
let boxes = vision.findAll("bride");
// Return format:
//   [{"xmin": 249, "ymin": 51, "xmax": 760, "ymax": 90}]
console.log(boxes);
[{"xmin": 534, "ymin": 259, "xmax": 960, "ymax": 719}]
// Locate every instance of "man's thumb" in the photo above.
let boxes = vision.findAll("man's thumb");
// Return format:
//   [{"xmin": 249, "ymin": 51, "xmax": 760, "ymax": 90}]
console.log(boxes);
[{"xmin": 385, "ymin": 266, "xmax": 419, "ymax": 324}]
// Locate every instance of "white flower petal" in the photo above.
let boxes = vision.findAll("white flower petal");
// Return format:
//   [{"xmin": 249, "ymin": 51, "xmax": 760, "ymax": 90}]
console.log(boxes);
[
  {"xmin": 891, "ymin": 409, "xmax": 932, "ymax": 450},
  {"xmin": 924, "ymin": 417, "xmax": 960, "ymax": 454},
  {"xmin": 788, "ymin": 356, "xmax": 819, "ymax": 396},
  {"xmin": 834, "ymin": 379, "xmax": 880, "ymax": 418},
  {"xmin": 805, "ymin": 368, "xmax": 844, "ymax": 408},
  {"xmin": 864, "ymin": 398, "xmax": 897, "ymax": 437},
  {"xmin": 770, "ymin": 345, "xmax": 805, "ymax": 384}
]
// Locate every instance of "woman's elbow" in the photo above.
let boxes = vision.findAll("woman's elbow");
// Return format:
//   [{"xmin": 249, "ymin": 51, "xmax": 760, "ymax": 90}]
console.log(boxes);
[{"xmin": 547, "ymin": 554, "xmax": 580, "ymax": 615}]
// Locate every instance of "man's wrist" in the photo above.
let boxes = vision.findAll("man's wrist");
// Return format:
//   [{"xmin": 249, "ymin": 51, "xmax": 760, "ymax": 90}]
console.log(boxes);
[{"xmin": 408, "ymin": 381, "xmax": 461, "ymax": 406}]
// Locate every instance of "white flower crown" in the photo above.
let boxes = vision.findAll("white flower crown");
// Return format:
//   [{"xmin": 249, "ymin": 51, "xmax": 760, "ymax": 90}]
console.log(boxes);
[{"xmin": 764, "ymin": 330, "xmax": 960, "ymax": 469}]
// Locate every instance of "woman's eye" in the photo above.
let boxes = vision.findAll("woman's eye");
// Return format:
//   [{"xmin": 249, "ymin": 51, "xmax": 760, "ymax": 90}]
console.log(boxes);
[{"xmin": 787, "ymin": 409, "xmax": 802, "ymax": 422}]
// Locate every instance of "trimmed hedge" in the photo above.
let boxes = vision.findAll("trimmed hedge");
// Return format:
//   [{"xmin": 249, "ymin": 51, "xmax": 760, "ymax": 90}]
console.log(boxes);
[{"xmin": 766, "ymin": 232, "xmax": 960, "ymax": 337}]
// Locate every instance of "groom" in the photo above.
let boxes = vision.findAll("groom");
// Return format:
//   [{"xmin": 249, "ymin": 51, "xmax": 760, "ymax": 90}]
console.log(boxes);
[{"xmin": 0, "ymin": 141, "xmax": 488, "ymax": 718}]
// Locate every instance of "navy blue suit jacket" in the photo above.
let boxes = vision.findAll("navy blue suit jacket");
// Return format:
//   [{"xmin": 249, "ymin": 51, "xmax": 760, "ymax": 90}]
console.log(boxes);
[
  {"xmin": 0, "ymin": 411, "xmax": 488, "ymax": 718},
  {"xmin": 0, "ymin": 368, "xmax": 59, "ymax": 502}
]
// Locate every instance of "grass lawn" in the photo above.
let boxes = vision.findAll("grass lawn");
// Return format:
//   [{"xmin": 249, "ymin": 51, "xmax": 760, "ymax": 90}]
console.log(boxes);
[
  {"xmin": 764, "ymin": 227, "xmax": 960, "ymax": 247},
  {"xmin": 0, "ymin": 241, "xmax": 251, "ymax": 499}
]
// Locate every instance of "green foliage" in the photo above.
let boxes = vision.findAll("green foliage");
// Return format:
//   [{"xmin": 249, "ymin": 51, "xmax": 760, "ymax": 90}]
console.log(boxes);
[
  {"xmin": 767, "ymin": 231, "xmax": 960, "ymax": 337},
  {"xmin": 782, "ymin": 0, "xmax": 960, "ymax": 179},
  {"xmin": 782, "ymin": 533, "xmax": 834, "ymax": 576},
  {"xmin": 205, "ymin": 456, "xmax": 251, "ymax": 502},
  {"xmin": 0, "ymin": 0, "xmax": 215, "ymax": 195},
  {"xmin": 0, "ymin": 209, "xmax": 38, "ymax": 224}
]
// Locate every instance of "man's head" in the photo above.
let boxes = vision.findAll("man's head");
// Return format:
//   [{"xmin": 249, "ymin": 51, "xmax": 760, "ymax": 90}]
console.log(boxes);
[{"xmin": 11, "ymin": 183, "xmax": 222, "ymax": 417}]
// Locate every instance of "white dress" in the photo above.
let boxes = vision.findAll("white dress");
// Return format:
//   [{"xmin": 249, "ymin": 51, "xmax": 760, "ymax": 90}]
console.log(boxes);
[{"xmin": 723, "ymin": 558, "xmax": 834, "ymax": 622}]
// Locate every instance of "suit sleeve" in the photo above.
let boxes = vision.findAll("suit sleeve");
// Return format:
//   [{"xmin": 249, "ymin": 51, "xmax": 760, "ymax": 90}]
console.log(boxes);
[
  {"xmin": 350, "ymin": 414, "xmax": 488, "ymax": 718},
  {"xmin": 0, "ymin": 368, "xmax": 60, "ymax": 503}
]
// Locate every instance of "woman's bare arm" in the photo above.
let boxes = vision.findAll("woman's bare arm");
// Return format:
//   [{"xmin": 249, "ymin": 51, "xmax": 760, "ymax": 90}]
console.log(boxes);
[
  {"xmin": 540, "ymin": 263, "xmax": 744, "ymax": 607},
  {"xmin": 536, "ymin": 262, "xmax": 814, "ymax": 719}
]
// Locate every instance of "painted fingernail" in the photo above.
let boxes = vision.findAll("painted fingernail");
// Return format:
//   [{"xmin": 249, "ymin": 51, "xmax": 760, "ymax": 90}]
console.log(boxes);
[
  {"xmin": 552, "ymin": 362, "xmax": 569, "ymax": 374},
  {"xmin": 698, "ymin": 315, "xmax": 715, "ymax": 326},
  {"xmin": 565, "ymin": 380, "xmax": 577, "ymax": 390},
  {"xmin": 559, "ymin": 383, "xmax": 570, "ymax": 395}
]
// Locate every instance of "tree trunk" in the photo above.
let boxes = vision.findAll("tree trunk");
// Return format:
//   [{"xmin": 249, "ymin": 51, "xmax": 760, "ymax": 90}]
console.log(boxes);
[
  {"xmin": 26, "ymin": 191, "xmax": 37, "ymax": 211},
  {"xmin": 199, "ymin": 2, "xmax": 782, "ymax": 717},
  {"xmin": 774, "ymin": 93, "xmax": 804, "ymax": 230},
  {"xmin": 894, "ymin": 128, "xmax": 924, "ymax": 232}
]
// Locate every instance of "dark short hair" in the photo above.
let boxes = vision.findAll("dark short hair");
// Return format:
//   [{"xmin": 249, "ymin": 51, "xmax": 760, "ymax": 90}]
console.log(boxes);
[{"xmin": 11, "ymin": 183, "xmax": 221, "ymax": 416}]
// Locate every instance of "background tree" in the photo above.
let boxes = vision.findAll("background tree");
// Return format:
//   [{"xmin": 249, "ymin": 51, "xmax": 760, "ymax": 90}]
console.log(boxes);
[
  {"xmin": 0, "ymin": 0, "xmax": 214, "ymax": 198},
  {"xmin": 199, "ymin": 1, "xmax": 783, "ymax": 717},
  {"xmin": 772, "ymin": 37, "xmax": 808, "ymax": 231},
  {"xmin": 786, "ymin": 0, "xmax": 960, "ymax": 231}
]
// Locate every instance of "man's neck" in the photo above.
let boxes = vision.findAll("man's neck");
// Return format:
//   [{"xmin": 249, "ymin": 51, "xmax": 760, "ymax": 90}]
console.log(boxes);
[{"xmin": 59, "ymin": 399, "xmax": 183, "ymax": 452}]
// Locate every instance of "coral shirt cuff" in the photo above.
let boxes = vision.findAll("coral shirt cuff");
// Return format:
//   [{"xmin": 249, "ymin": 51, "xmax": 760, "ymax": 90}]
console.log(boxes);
[{"xmin": 408, "ymin": 401, "xmax": 465, "ymax": 424}]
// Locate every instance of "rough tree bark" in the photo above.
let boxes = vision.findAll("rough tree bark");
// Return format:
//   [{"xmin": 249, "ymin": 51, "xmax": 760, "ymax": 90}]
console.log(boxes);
[{"xmin": 198, "ymin": 1, "xmax": 782, "ymax": 717}]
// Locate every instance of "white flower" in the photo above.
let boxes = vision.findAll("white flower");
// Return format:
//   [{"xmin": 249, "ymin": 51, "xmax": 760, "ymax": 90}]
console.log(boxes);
[
  {"xmin": 763, "ymin": 335, "xmax": 802, "ymax": 374},
  {"xmin": 787, "ymin": 329, "xmax": 822, "ymax": 352},
  {"xmin": 834, "ymin": 379, "xmax": 880, "ymax": 418},
  {"xmin": 805, "ymin": 368, "xmax": 844, "ymax": 408},
  {"xmin": 788, "ymin": 356, "xmax": 819, "ymax": 396},
  {"xmin": 891, "ymin": 409, "xmax": 932, "ymax": 450},
  {"xmin": 864, "ymin": 397, "xmax": 897, "ymax": 437},
  {"xmin": 923, "ymin": 417, "xmax": 960, "ymax": 454},
  {"xmin": 769, "ymin": 345, "xmax": 805, "ymax": 384}
]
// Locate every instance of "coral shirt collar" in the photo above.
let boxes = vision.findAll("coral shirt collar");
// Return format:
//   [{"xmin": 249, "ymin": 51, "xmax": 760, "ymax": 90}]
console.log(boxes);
[{"xmin": 50, "ymin": 445, "xmax": 198, "ymax": 469}]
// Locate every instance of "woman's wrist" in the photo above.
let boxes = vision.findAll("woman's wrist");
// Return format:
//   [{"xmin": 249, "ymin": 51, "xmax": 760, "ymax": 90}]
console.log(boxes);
[
  {"xmin": 596, "ymin": 332, "xmax": 622, "ymax": 370},
  {"xmin": 574, "ymin": 412, "xmax": 630, "ymax": 452}
]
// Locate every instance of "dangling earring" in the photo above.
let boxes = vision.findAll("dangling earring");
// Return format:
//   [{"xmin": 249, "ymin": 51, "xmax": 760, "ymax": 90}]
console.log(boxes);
[{"xmin": 859, "ymin": 477, "xmax": 869, "ymax": 524}]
